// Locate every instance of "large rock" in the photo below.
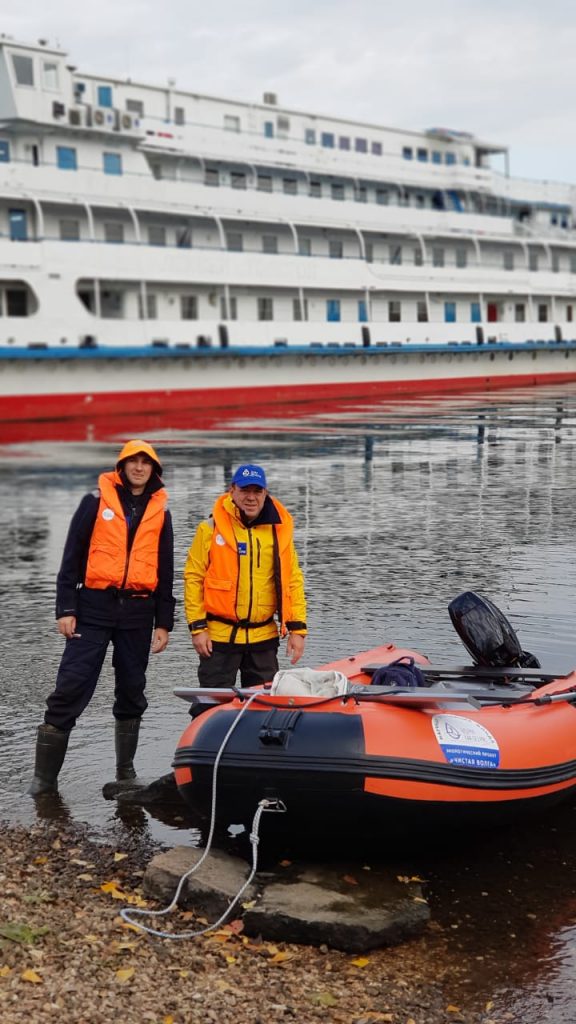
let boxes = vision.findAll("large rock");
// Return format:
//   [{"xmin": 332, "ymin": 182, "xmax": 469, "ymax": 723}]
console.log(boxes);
[{"xmin": 143, "ymin": 846, "xmax": 429, "ymax": 952}]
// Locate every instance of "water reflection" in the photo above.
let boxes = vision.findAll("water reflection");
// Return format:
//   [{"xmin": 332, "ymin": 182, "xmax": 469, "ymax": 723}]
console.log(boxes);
[{"xmin": 3, "ymin": 384, "xmax": 576, "ymax": 1019}]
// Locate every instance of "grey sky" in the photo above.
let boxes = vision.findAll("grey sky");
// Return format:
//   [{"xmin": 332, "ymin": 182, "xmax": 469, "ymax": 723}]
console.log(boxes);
[{"xmin": 4, "ymin": 0, "xmax": 575, "ymax": 183}]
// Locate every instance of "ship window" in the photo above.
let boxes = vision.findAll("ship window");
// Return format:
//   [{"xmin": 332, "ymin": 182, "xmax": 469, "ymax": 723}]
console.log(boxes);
[
  {"xmin": 224, "ymin": 114, "xmax": 240, "ymax": 132},
  {"xmin": 57, "ymin": 146, "xmax": 77, "ymax": 170},
  {"xmin": 358, "ymin": 300, "xmax": 368, "ymax": 322},
  {"xmin": 181, "ymin": 295, "xmax": 198, "ymax": 319},
  {"xmin": 59, "ymin": 219, "xmax": 80, "ymax": 241},
  {"xmin": 503, "ymin": 251, "xmax": 514, "ymax": 271},
  {"xmin": 174, "ymin": 107, "xmax": 185, "ymax": 125},
  {"xmin": 445, "ymin": 152, "xmax": 456, "ymax": 165},
  {"xmin": 126, "ymin": 99, "xmax": 144, "ymax": 116},
  {"xmin": 417, "ymin": 301, "xmax": 428, "ymax": 322},
  {"xmin": 103, "ymin": 152, "xmax": 122, "ymax": 176},
  {"xmin": 258, "ymin": 297, "xmax": 274, "ymax": 320},
  {"xmin": 433, "ymin": 247, "xmax": 445, "ymax": 268},
  {"xmin": 305, "ymin": 129, "xmax": 316, "ymax": 145},
  {"xmin": 101, "ymin": 289, "xmax": 123, "ymax": 318},
  {"xmin": 444, "ymin": 302, "xmax": 456, "ymax": 323},
  {"xmin": 220, "ymin": 295, "xmax": 238, "ymax": 320},
  {"xmin": 567, "ymin": 304, "xmax": 573, "ymax": 322},
  {"xmin": 176, "ymin": 224, "xmax": 192, "ymax": 248},
  {"xmin": 552, "ymin": 253, "xmax": 560, "ymax": 272},
  {"xmin": 389, "ymin": 301, "xmax": 401, "ymax": 322},
  {"xmin": 231, "ymin": 171, "xmax": 246, "ymax": 189},
  {"xmin": 372, "ymin": 141, "xmax": 382, "ymax": 156},
  {"xmin": 283, "ymin": 178, "xmax": 297, "ymax": 195},
  {"xmin": 355, "ymin": 185, "xmax": 367, "ymax": 203},
  {"xmin": 339, "ymin": 136, "xmax": 350, "ymax": 150},
  {"xmin": 571, "ymin": 255, "xmax": 576, "ymax": 274},
  {"xmin": 299, "ymin": 238, "xmax": 311, "ymax": 256},
  {"xmin": 0, "ymin": 140, "xmax": 10, "ymax": 162},
  {"xmin": 355, "ymin": 138, "xmax": 367, "ymax": 153},
  {"xmin": 470, "ymin": 302, "xmax": 481, "ymax": 323},
  {"xmin": 515, "ymin": 303, "xmax": 526, "ymax": 322},
  {"xmin": 262, "ymin": 234, "xmax": 278, "ymax": 254},
  {"xmin": 43, "ymin": 62, "xmax": 59, "ymax": 90},
  {"xmin": 257, "ymin": 174, "xmax": 272, "ymax": 192},
  {"xmin": 226, "ymin": 232, "xmax": 243, "ymax": 252},
  {"xmin": 104, "ymin": 222, "xmax": 124, "ymax": 244},
  {"xmin": 6, "ymin": 289, "xmax": 28, "ymax": 316},
  {"xmin": 402, "ymin": 147, "xmax": 413, "ymax": 160},
  {"xmin": 432, "ymin": 151, "xmax": 442, "ymax": 164},
  {"xmin": 376, "ymin": 189, "xmax": 389, "ymax": 205},
  {"xmin": 293, "ymin": 297, "xmax": 308, "ymax": 321},
  {"xmin": 148, "ymin": 225, "xmax": 166, "ymax": 246},
  {"xmin": 417, "ymin": 148, "xmax": 428, "ymax": 162},
  {"xmin": 455, "ymin": 246, "xmax": 467, "ymax": 268},
  {"xmin": 12, "ymin": 54, "xmax": 34, "ymax": 87},
  {"xmin": 9, "ymin": 209, "xmax": 28, "ymax": 241},
  {"xmin": 205, "ymin": 167, "xmax": 219, "ymax": 187},
  {"xmin": 389, "ymin": 245, "xmax": 402, "ymax": 265},
  {"xmin": 138, "ymin": 292, "xmax": 157, "ymax": 319},
  {"xmin": 326, "ymin": 299, "xmax": 341, "ymax": 322},
  {"xmin": 321, "ymin": 132, "xmax": 335, "ymax": 148},
  {"xmin": 365, "ymin": 242, "xmax": 373, "ymax": 263},
  {"xmin": 331, "ymin": 183, "xmax": 345, "ymax": 201},
  {"xmin": 529, "ymin": 251, "xmax": 539, "ymax": 271},
  {"xmin": 413, "ymin": 247, "xmax": 423, "ymax": 266},
  {"xmin": 277, "ymin": 116, "xmax": 290, "ymax": 137},
  {"xmin": 538, "ymin": 303, "xmax": 548, "ymax": 322},
  {"xmin": 264, "ymin": 121, "xmax": 274, "ymax": 138},
  {"xmin": 309, "ymin": 180, "xmax": 322, "ymax": 198},
  {"xmin": 97, "ymin": 85, "xmax": 113, "ymax": 108},
  {"xmin": 329, "ymin": 240, "xmax": 343, "ymax": 259}
]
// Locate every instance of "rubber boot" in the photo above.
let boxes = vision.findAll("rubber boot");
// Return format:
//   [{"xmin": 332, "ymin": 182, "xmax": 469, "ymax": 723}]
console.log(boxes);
[
  {"xmin": 28, "ymin": 724, "xmax": 70, "ymax": 796},
  {"xmin": 115, "ymin": 717, "xmax": 142, "ymax": 786}
]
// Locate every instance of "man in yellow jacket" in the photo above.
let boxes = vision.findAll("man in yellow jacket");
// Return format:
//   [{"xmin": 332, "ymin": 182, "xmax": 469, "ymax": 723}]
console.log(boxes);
[{"xmin": 184, "ymin": 464, "xmax": 307, "ymax": 687}]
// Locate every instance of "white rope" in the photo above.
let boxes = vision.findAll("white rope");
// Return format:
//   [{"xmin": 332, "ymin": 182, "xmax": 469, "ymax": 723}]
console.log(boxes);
[{"xmin": 119, "ymin": 691, "xmax": 286, "ymax": 939}]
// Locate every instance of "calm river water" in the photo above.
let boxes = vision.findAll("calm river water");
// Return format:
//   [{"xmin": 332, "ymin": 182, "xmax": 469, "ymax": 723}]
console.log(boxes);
[{"xmin": 2, "ymin": 383, "xmax": 576, "ymax": 1021}]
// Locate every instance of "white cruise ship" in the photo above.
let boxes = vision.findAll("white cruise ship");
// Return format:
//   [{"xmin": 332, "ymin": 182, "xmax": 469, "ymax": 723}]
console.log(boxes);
[{"xmin": 1, "ymin": 33, "xmax": 576, "ymax": 437}]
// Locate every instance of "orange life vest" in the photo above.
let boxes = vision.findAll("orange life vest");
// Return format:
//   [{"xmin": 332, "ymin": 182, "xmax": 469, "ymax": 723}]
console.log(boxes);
[
  {"xmin": 205, "ymin": 494, "xmax": 296, "ymax": 636},
  {"xmin": 84, "ymin": 471, "xmax": 167, "ymax": 591}
]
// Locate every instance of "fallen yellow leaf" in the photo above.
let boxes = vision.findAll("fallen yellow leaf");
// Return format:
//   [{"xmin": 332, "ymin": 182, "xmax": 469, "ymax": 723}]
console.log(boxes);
[
  {"xmin": 225, "ymin": 955, "xmax": 237, "ymax": 963},
  {"xmin": 114, "ymin": 852, "xmax": 128, "ymax": 862},
  {"xmin": 350, "ymin": 957, "xmax": 370, "ymax": 968},
  {"xmin": 268, "ymin": 952, "xmax": 294, "ymax": 964},
  {"xmin": 115, "ymin": 967, "xmax": 135, "ymax": 983},
  {"xmin": 33, "ymin": 856, "xmax": 48, "ymax": 865},
  {"xmin": 0, "ymin": 965, "xmax": 12, "ymax": 977},
  {"xmin": 163, "ymin": 1017, "xmax": 175, "ymax": 1024},
  {"xmin": 485, "ymin": 1002, "xmax": 494, "ymax": 1011},
  {"xmin": 21, "ymin": 969, "xmax": 42, "ymax": 984},
  {"xmin": 447, "ymin": 1006, "xmax": 461, "ymax": 1013}
]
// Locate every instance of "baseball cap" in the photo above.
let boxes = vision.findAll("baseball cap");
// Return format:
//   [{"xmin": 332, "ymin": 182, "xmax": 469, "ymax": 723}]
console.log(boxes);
[{"xmin": 231, "ymin": 464, "xmax": 267, "ymax": 489}]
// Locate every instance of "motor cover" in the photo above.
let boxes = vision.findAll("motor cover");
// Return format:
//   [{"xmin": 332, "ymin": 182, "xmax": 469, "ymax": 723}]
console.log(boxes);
[{"xmin": 448, "ymin": 591, "xmax": 540, "ymax": 667}]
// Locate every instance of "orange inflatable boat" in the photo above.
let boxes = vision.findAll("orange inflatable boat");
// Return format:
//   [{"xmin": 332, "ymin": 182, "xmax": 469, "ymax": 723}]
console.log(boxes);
[{"xmin": 173, "ymin": 593, "xmax": 576, "ymax": 838}]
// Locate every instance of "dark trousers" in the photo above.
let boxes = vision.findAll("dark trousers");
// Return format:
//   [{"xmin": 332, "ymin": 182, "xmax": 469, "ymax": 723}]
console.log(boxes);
[
  {"xmin": 198, "ymin": 641, "xmax": 279, "ymax": 688},
  {"xmin": 45, "ymin": 623, "xmax": 151, "ymax": 732}
]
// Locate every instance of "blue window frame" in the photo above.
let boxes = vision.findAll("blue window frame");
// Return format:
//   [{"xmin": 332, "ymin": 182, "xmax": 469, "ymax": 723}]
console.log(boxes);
[
  {"xmin": 432, "ymin": 151, "xmax": 442, "ymax": 164},
  {"xmin": 470, "ymin": 302, "xmax": 482, "ymax": 323},
  {"xmin": 358, "ymin": 300, "xmax": 368, "ymax": 322},
  {"xmin": 264, "ymin": 121, "xmax": 274, "ymax": 138},
  {"xmin": 417, "ymin": 148, "xmax": 428, "ymax": 162},
  {"xmin": 402, "ymin": 147, "xmax": 413, "ymax": 160},
  {"xmin": 57, "ymin": 146, "xmax": 77, "ymax": 170},
  {"xmin": 326, "ymin": 299, "xmax": 341, "ymax": 322},
  {"xmin": 444, "ymin": 302, "xmax": 457, "ymax": 323},
  {"xmin": 97, "ymin": 85, "xmax": 113, "ymax": 108},
  {"xmin": 103, "ymin": 152, "xmax": 122, "ymax": 175},
  {"xmin": 321, "ymin": 132, "xmax": 335, "ymax": 148},
  {"xmin": 445, "ymin": 152, "xmax": 456, "ymax": 165},
  {"xmin": 305, "ymin": 128, "xmax": 316, "ymax": 144},
  {"xmin": 0, "ymin": 140, "xmax": 10, "ymax": 162},
  {"xmin": 9, "ymin": 209, "xmax": 27, "ymax": 241}
]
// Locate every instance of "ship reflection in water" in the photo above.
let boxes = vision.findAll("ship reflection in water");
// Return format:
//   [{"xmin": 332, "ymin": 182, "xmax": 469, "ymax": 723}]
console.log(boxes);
[{"xmin": 2, "ymin": 382, "xmax": 576, "ymax": 1021}]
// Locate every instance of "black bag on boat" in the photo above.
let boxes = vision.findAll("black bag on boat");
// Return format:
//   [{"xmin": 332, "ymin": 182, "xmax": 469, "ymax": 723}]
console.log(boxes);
[{"xmin": 371, "ymin": 656, "xmax": 426, "ymax": 688}]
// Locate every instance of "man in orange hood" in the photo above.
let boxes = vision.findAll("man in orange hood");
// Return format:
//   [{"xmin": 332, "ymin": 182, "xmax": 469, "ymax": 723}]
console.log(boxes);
[{"xmin": 28, "ymin": 440, "xmax": 175, "ymax": 797}]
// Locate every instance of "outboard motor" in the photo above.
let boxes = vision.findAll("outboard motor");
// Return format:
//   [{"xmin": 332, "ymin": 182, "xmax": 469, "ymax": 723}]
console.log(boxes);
[{"xmin": 448, "ymin": 591, "xmax": 540, "ymax": 668}]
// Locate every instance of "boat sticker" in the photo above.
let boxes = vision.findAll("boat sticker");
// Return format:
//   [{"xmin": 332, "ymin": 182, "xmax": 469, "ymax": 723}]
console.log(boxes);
[
  {"xmin": 102, "ymin": 508, "xmax": 115, "ymax": 521},
  {"xmin": 237, "ymin": 542, "xmax": 247, "ymax": 556},
  {"xmin": 432, "ymin": 715, "xmax": 500, "ymax": 769},
  {"xmin": 215, "ymin": 533, "xmax": 225, "ymax": 546}
]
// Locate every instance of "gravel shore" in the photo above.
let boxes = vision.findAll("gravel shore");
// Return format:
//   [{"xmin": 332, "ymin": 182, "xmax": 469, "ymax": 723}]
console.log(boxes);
[{"xmin": 0, "ymin": 818, "xmax": 501, "ymax": 1024}]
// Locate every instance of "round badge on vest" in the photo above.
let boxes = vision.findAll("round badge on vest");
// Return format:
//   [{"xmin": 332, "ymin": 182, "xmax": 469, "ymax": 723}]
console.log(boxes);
[
  {"xmin": 102, "ymin": 508, "xmax": 115, "ymax": 521},
  {"xmin": 215, "ymin": 533, "xmax": 225, "ymax": 546}
]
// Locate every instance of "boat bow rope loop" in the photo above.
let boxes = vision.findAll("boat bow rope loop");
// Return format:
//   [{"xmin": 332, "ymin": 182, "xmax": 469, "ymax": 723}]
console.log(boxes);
[{"xmin": 119, "ymin": 691, "xmax": 287, "ymax": 940}]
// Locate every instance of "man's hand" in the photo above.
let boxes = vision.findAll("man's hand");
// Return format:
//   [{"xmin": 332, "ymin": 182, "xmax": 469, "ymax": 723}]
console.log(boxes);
[
  {"xmin": 191, "ymin": 629, "xmax": 213, "ymax": 658},
  {"xmin": 287, "ymin": 633, "xmax": 305, "ymax": 665},
  {"xmin": 152, "ymin": 627, "xmax": 169, "ymax": 653},
  {"xmin": 57, "ymin": 615, "xmax": 78, "ymax": 639}
]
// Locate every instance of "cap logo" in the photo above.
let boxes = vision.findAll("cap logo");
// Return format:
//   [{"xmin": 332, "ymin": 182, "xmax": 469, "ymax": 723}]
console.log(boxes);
[{"xmin": 102, "ymin": 508, "xmax": 115, "ymax": 521}]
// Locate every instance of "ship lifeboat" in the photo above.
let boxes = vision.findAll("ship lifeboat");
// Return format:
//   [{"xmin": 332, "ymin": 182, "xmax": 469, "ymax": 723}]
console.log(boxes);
[{"xmin": 172, "ymin": 594, "xmax": 576, "ymax": 841}]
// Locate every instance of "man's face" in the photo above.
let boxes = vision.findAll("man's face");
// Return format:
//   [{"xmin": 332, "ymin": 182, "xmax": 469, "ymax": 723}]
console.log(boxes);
[
  {"xmin": 231, "ymin": 484, "xmax": 267, "ymax": 521},
  {"xmin": 123, "ymin": 454, "xmax": 154, "ymax": 494}
]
